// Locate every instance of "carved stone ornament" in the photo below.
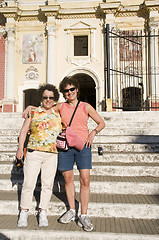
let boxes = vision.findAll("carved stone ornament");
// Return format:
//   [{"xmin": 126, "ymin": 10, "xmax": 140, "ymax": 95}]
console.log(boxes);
[
  {"xmin": 46, "ymin": 25, "xmax": 56, "ymax": 36},
  {"xmin": 4, "ymin": 27, "xmax": 15, "ymax": 41},
  {"xmin": 25, "ymin": 66, "xmax": 39, "ymax": 81},
  {"xmin": 70, "ymin": 59, "xmax": 91, "ymax": 67}
]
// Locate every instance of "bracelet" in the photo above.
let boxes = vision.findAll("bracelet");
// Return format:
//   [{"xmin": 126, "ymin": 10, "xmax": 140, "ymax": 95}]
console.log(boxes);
[{"xmin": 94, "ymin": 129, "xmax": 98, "ymax": 134}]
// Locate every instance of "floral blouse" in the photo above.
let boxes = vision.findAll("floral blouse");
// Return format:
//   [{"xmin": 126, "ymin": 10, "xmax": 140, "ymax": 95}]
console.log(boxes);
[{"xmin": 27, "ymin": 107, "xmax": 62, "ymax": 153}]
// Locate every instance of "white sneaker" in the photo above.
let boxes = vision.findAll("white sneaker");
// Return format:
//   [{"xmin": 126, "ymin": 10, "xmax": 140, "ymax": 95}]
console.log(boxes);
[
  {"xmin": 39, "ymin": 210, "xmax": 48, "ymax": 227},
  {"xmin": 77, "ymin": 215, "xmax": 94, "ymax": 232},
  {"xmin": 18, "ymin": 210, "xmax": 28, "ymax": 228},
  {"xmin": 58, "ymin": 209, "xmax": 76, "ymax": 224}
]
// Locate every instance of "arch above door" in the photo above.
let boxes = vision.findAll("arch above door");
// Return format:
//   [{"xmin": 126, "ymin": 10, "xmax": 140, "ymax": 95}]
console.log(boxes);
[{"xmin": 67, "ymin": 68, "xmax": 102, "ymax": 111}]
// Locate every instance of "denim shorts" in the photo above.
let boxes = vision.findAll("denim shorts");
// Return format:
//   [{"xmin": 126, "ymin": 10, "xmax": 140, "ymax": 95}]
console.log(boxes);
[{"xmin": 58, "ymin": 145, "xmax": 92, "ymax": 171}]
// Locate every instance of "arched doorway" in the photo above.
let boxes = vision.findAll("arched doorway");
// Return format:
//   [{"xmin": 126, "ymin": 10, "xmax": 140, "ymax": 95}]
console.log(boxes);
[
  {"xmin": 73, "ymin": 73, "xmax": 96, "ymax": 109},
  {"xmin": 24, "ymin": 89, "xmax": 40, "ymax": 109}
]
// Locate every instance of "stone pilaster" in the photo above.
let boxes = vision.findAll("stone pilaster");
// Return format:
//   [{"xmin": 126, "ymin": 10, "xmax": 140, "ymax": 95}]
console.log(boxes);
[
  {"xmin": 5, "ymin": 26, "xmax": 15, "ymax": 100},
  {"xmin": 0, "ymin": 26, "xmax": 17, "ymax": 112},
  {"xmin": 46, "ymin": 25, "xmax": 56, "ymax": 85},
  {"xmin": 149, "ymin": 22, "xmax": 159, "ymax": 109}
]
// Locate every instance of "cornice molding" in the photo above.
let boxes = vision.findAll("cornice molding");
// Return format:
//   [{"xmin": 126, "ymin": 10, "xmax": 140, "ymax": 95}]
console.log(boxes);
[
  {"xmin": 40, "ymin": 5, "xmax": 60, "ymax": 17},
  {"xmin": 144, "ymin": 0, "xmax": 159, "ymax": 12},
  {"xmin": 60, "ymin": 7, "xmax": 96, "ymax": 15},
  {"xmin": 17, "ymin": 10, "xmax": 45, "ymax": 21},
  {"xmin": 146, "ymin": 6, "xmax": 159, "ymax": 11},
  {"xmin": 145, "ymin": 0, "xmax": 159, "ymax": 7},
  {"xmin": 19, "ymin": 16, "xmax": 39, "ymax": 21},
  {"xmin": 99, "ymin": 2, "xmax": 120, "ymax": 15},
  {"xmin": 99, "ymin": 3, "xmax": 145, "ymax": 18},
  {"xmin": 0, "ymin": 7, "xmax": 18, "ymax": 18},
  {"xmin": 61, "ymin": 14, "xmax": 96, "ymax": 19},
  {"xmin": 115, "ymin": 11, "xmax": 139, "ymax": 17},
  {"xmin": 0, "ymin": 2, "xmax": 158, "ymax": 22},
  {"xmin": 57, "ymin": 7, "xmax": 97, "ymax": 19},
  {"xmin": 115, "ymin": 4, "xmax": 148, "ymax": 18}
]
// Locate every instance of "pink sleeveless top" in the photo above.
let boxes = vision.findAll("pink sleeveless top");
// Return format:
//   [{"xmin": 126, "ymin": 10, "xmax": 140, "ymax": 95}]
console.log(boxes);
[{"xmin": 60, "ymin": 102, "xmax": 89, "ymax": 142}]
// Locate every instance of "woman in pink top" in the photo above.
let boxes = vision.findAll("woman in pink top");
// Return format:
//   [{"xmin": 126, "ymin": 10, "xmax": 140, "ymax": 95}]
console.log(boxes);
[{"xmin": 55, "ymin": 77, "xmax": 105, "ymax": 232}]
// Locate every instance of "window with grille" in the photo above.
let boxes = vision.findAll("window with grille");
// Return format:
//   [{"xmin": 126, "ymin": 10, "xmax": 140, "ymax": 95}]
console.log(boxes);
[{"xmin": 74, "ymin": 36, "xmax": 88, "ymax": 56}]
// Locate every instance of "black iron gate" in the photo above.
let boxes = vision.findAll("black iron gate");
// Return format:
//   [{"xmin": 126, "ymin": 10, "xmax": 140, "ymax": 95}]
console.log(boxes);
[{"xmin": 104, "ymin": 24, "xmax": 159, "ymax": 111}]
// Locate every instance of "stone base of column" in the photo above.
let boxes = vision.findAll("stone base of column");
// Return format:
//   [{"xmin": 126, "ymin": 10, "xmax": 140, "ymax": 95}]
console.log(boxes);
[
  {"xmin": 147, "ymin": 96, "xmax": 159, "ymax": 111},
  {"xmin": 106, "ymin": 98, "xmax": 112, "ymax": 112},
  {"xmin": 112, "ymin": 101, "xmax": 118, "ymax": 111},
  {"xmin": 0, "ymin": 98, "xmax": 17, "ymax": 112},
  {"xmin": 150, "ymin": 101, "xmax": 159, "ymax": 111}
]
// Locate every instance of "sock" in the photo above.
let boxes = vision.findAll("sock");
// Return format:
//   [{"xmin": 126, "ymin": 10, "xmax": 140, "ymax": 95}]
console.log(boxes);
[
  {"xmin": 21, "ymin": 209, "xmax": 29, "ymax": 212},
  {"xmin": 70, "ymin": 209, "xmax": 76, "ymax": 213},
  {"xmin": 81, "ymin": 214, "xmax": 87, "ymax": 218}
]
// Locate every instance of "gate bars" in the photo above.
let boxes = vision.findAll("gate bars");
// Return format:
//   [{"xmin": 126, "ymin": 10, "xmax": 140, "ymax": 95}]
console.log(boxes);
[{"xmin": 104, "ymin": 24, "xmax": 159, "ymax": 111}]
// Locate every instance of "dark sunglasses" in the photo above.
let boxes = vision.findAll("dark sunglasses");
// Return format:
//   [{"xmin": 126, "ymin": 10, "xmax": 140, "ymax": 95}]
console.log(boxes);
[
  {"xmin": 64, "ymin": 87, "xmax": 76, "ymax": 93},
  {"xmin": 42, "ymin": 96, "xmax": 54, "ymax": 100}
]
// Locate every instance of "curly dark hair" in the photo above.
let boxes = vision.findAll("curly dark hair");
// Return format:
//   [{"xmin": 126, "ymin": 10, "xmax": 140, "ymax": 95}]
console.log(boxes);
[
  {"xmin": 37, "ymin": 84, "xmax": 59, "ymax": 102},
  {"xmin": 59, "ymin": 76, "xmax": 80, "ymax": 98}
]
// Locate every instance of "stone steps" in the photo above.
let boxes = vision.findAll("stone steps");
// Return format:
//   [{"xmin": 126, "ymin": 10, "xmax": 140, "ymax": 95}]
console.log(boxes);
[
  {"xmin": 2, "ymin": 135, "xmax": 159, "ymax": 144},
  {"xmin": 1, "ymin": 152, "xmax": 159, "ymax": 163},
  {"xmin": 0, "ymin": 217, "xmax": 159, "ymax": 240},
  {"xmin": 2, "ymin": 121, "xmax": 159, "ymax": 128},
  {"xmin": 0, "ymin": 199, "xmax": 159, "ymax": 219},
  {"xmin": 1, "ymin": 191, "xmax": 159, "ymax": 204},
  {"xmin": 1, "ymin": 162, "xmax": 159, "ymax": 176},
  {"xmin": 0, "ymin": 111, "xmax": 159, "ymax": 239},
  {"xmin": 1, "ymin": 142, "xmax": 159, "ymax": 153},
  {"xmin": 0, "ymin": 190, "xmax": 159, "ymax": 220},
  {"xmin": 1, "ymin": 175, "xmax": 159, "ymax": 195},
  {"xmin": 0, "ymin": 111, "xmax": 158, "ymax": 119}
]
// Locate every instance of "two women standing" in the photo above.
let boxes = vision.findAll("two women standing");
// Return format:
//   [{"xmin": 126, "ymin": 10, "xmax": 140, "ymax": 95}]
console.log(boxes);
[{"xmin": 17, "ymin": 77, "xmax": 105, "ymax": 231}]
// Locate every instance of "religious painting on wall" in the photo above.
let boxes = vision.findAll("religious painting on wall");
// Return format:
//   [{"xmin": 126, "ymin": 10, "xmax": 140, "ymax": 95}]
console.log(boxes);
[{"xmin": 22, "ymin": 34, "xmax": 43, "ymax": 64}]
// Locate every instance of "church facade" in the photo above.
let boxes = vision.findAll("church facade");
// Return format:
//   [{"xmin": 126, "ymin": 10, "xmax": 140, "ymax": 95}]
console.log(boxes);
[{"xmin": 0, "ymin": 0, "xmax": 159, "ymax": 112}]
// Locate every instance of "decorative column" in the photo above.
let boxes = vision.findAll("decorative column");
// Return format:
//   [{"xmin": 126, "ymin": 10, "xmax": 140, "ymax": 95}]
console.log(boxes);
[
  {"xmin": 66, "ymin": 30, "xmax": 70, "ymax": 60},
  {"xmin": 46, "ymin": 25, "xmax": 56, "ymax": 85},
  {"xmin": 90, "ymin": 29, "xmax": 95, "ymax": 58},
  {"xmin": 149, "ymin": 23, "xmax": 159, "ymax": 109},
  {"xmin": 5, "ymin": 27, "xmax": 15, "ymax": 100}
]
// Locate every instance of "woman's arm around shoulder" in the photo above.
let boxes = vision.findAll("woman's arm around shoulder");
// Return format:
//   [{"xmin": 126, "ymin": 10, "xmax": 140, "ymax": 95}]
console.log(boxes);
[
  {"xmin": 22, "ymin": 105, "xmax": 36, "ymax": 119},
  {"xmin": 52, "ymin": 102, "xmax": 63, "ymax": 114}
]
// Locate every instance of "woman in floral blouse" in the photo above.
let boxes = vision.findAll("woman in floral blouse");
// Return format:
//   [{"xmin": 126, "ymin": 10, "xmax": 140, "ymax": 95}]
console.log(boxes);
[{"xmin": 16, "ymin": 84, "xmax": 62, "ymax": 228}]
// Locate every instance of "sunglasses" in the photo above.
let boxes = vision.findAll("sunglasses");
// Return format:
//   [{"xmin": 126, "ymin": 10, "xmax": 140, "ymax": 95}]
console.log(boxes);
[
  {"xmin": 42, "ymin": 96, "xmax": 54, "ymax": 100},
  {"xmin": 64, "ymin": 87, "xmax": 76, "ymax": 93}
]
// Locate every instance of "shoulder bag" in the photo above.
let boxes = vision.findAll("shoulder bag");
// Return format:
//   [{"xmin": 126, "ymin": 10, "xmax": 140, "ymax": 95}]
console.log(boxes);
[{"xmin": 56, "ymin": 101, "xmax": 85, "ymax": 151}]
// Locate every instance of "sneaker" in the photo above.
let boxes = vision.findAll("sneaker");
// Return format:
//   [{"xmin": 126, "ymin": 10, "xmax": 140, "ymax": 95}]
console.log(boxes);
[
  {"xmin": 58, "ymin": 209, "xmax": 76, "ymax": 224},
  {"xmin": 77, "ymin": 215, "xmax": 94, "ymax": 232},
  {"xmin": 18, "ymin": 210, "xmax": 28, "ymax": 228},
  {"xmin": 39, "ymin": 210, "xmax": 48, "ymax": 227}
]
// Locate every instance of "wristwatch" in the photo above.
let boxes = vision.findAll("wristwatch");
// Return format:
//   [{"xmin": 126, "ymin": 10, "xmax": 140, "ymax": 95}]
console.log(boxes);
[{"xmin": 94, "ymin": 129, "xmax": 98, "ymax": 134}]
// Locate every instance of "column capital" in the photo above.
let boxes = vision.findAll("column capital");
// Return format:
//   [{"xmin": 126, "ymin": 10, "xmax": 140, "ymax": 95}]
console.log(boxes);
[
  {"xmin": 4, "ymin": 26, "xmax": 15, "ymax": 40},
  {"xmin": 149, "ymin": 22, "xmax": 159, "ymax": 29},
  {"xmin": 46, "ymin": 25, "xmax": 56, "ymax": 36}
]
